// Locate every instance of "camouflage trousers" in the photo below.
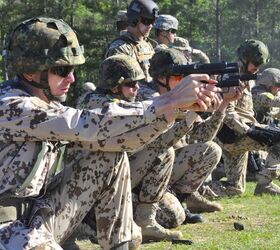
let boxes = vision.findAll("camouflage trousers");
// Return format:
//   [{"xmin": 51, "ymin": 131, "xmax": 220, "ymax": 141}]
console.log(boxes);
[
  {"xmin": 170, "ymin": 141, "xmax": 222, "ymax": 194},
  {"xmin": 133, "ymin": 141, "xmax": 222, "ymax": 229},
  {"xmin": 210, "ymin": 135, "xmax": 280, "ymax": 196},
  {"xmin": 129, "ymin": 146, "xmax": 175, "ymax": 203},
  {"xmin": 0, "ymin": 150, "xmax": 133, "ymax": 250}
]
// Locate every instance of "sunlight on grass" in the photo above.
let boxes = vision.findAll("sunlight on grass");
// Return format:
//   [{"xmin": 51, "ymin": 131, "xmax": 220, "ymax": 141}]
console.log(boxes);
[{"xmin": 77, "ymin": 181, "xmax": 280, "ymax": 250}]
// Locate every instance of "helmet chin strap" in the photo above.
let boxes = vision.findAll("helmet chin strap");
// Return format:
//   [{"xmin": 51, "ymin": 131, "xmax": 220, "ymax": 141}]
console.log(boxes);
[
  {"xmin": 240, "ymin": 58, "xmax": 250, "ymax": 74},
  {"xmin": 21, "ymin": 71, "xmax": 67, "ymax": 102},
  {"xmin": 161, "ymin": 31, "xmax": 172, "ymax": 46},
  {"xmin": 155, "ymin": 77, "xmax": 171, "ymax": 91}
]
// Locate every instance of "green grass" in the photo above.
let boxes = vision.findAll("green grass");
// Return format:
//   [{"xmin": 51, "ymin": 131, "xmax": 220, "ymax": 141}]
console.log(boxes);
[{"xmin": 77, "ymin": 181, "xmax": 280, "ymax": 250}]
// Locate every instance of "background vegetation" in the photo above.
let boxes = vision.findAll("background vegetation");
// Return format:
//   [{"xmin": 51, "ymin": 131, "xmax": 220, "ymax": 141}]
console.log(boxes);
[{"xmin": 1, "ymin": 0, "xmax": 280, "ymax": 104}]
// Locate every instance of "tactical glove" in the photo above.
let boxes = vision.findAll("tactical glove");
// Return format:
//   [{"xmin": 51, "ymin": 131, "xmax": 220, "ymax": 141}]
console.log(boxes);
[{"xmin": 246, "ymin": 126, "xmax": 280, "ymax": 147}]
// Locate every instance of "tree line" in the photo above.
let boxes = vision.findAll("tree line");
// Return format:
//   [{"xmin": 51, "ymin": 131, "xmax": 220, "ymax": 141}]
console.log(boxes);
[{"xmin": 0, "ymin": 0, "xmax": 279, "ymax": 105}]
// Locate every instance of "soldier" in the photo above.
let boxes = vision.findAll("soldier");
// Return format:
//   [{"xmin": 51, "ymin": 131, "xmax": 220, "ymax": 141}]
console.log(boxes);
[
  {"xmin": 105, "ymin": 0, "xmax": 158, "ymax": 82},
  {"xmin": 172, "ymin": 36, "xmax": 210, "ymax": 64},
  {"xmin": 131, "ymin": 48, "xmax": 244, "ymax": 228},
  {"xmin": 116, "ymin": 10, "xmax": 128, "ymax": 35},
  {"xmin": 253, "ymin": 68, "xmax": 280, "ymax": 125},
  {"xmin": 0, "ymin": 17, "xmax": 219, "ymax": 250},
  {"xmin": 154, "ymin": 14, "xmax": 178, "ymax": 50},
  {"xmin": 210, "ymin": 39, "xmax": 280, "ymax": 196}
]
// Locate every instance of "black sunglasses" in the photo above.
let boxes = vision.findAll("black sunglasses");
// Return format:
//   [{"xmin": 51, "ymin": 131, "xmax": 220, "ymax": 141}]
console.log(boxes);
[
  {"xmin": 123, "ymin": 81, "xmax": 139, "ymax": 88},
  {"xmin": 50, "ymin": 66, "xmax": 74, "ymax": 77},
  {"xmin": 169, "ymin": 29, "xmax": 177, "ymax": 34},
  {"xmin": 140, "ymin": 17, "xmax": 155, "ymax": 26}
]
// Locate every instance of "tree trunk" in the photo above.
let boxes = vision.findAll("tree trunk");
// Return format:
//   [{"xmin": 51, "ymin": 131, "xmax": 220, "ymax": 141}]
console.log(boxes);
[{"xmin": 215, "ymin": 0, "xmax": 221, "ymax": 61}]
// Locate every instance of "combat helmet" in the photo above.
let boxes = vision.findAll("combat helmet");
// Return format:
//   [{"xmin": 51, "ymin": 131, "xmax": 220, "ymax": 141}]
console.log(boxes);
[
  {"xmin": 154, "ymin": 15, "xmax": 178, "ymax": 31},
  {"xmin": 98, "ymin": 54, "xmax": 145, "ymax": 90},
  {"xmin": 149, "ymin": 48, "xmax": 187, "ymax": 78},
  {"xmin": 116, "ymin": 10, "xmax": 128, "ymax": 22},
  {"xmin": 237, "ymin": 39, "xmax": 270, "ymax": 66},
  {"xmin": 172, "ymin": 37, "xmax": 192, "ymax": 52},
  {"xmin": 127, "ymin": 0, "xmax": 159, "ymax": 26},
  {"xmin": 256, "ymin": 68, "xmax": 280, "ymax": 88},
  {"xmin": 6, "ymin": 16, "xmax": 85, "ymax": 74}
]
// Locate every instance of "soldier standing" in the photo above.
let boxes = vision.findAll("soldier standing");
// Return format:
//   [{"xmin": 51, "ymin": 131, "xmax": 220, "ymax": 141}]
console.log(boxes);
[
  {"xmin": 172, "ymin": 36, "xmax": 210, "ymax": 64},
  {"xmin": 153, "ymin": 14, "xmax": 178, "ymax": 50},
  {"xmin": 210, "ymin": 39, "xmax": 280, "ymax": 196},
  {"xmin": 0, "ymin": 17, "xmax": 217, "ymax": 250},
  {"xmin": 116, "ymin": 10, "xmax": 129, "ymax": 35},
  {"xmin": 106, "ymin": 0, "xmax": 158, "ymax": 83}
]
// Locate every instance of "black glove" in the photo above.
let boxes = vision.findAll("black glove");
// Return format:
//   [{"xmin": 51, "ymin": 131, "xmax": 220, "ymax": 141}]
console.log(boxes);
[{"xmin": 246, "ymin": 126, "xmax": 279, "ymax": 147}]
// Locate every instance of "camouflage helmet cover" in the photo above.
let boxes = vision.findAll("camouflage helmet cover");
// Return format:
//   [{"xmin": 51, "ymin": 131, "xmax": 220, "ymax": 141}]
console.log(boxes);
[
  {"xmin": 237, "ymin": 39, "xmax": 270, "ymax": 66},
  {"xmin": 172, "ymin": 36, "xmax": 192, "ymax": 52},
  {"xmin": 6, "ymin": 16, "xmax": 85, "ymax": 73},
  {"xmin": 256, "ymin": 68, "xmax": 280, "ymax": 87},
  {"xmin": 116, "ymin": 10, "xmax": 128, "ymax": 22},
  {"xmin": 154, "ymin": 14, "xmax": 178, "ymax": 31},
  {"xmin": 149, "ymin": 48, "xmax": 188, "ymax": 77},
  {"xmin": 98, "ymin": 54, "xmax": 145, "ymax": 90},
  {"xmin": 127, "ymin": 0, "xmax": 159, "ymax": 25}
]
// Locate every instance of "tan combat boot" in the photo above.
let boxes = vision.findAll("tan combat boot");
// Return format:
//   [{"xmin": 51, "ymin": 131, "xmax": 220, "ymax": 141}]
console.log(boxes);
[
  {"xmin": 134, "ymin": 203, "xmax": 183, "ymax": 242},
  {"xmin": 186, "ymin": 191, "xmax": 223, "ymax": 213}
]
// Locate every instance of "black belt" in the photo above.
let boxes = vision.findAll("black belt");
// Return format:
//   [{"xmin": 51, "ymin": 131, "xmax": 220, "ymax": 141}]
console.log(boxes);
[{"xmin": 0, "ymin": 196, "xmax": 33, "ymax": 224}]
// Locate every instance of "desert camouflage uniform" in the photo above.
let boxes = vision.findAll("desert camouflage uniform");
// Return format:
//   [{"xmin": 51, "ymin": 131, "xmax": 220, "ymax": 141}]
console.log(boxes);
[
  {"xmin": 210, "ymin": 82, "xmax": 280, "ymax": 196},
  {"xmin": 252, "ymin": 85, "xmax": 280, "ymax": 124},
  {"xmin": 0, "ymin": 78, "xmax": 168, "ymax": 250},
  {"xmin": 105, "ymin": 31, "xmax": 155, "ymax": 82},
  {"xmin": 132, "ymin": 82, "xmax": 223, "ymax": 227}
]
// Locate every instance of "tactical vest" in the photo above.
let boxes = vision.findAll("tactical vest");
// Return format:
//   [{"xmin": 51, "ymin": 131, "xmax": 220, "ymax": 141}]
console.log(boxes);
[{"xmin": 109, "ymin": 35, "xmax": 155, "ymax": 82}]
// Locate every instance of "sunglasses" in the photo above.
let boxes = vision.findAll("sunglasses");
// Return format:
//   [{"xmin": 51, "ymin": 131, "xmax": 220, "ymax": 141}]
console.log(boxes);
[
  {"xmin": 140, "ymin": 17, "xmax": 155, "ymax": 26},
  {"xmin": 169, "ymin": 29, "xmax": 177, "ymax": 34},
  {"xmin": 123, "ymin": 81, "xmax": 139, "ymax": 88},
  {"xmin": 50, "ymin": 66, "xmax": 74, "ymax": 77}
]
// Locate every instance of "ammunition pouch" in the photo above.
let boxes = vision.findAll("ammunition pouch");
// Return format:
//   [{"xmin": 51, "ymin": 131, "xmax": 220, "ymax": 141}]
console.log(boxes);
[
  {"xmin": 0, "ymin": 196, "xmax": 33, "ymax": 224},
  {"xmin": 217, "ymin": 124, "xmax": 238, "ymax": 144}
]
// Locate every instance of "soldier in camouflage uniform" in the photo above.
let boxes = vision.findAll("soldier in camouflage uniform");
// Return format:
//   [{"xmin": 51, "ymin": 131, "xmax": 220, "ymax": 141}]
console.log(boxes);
[
  {"xmin": 153, "ymin": 14, "xmax": 178, "ymax": 50},
  {"xmin": 132, "ymin": 48, "xmax": 244, "ymax": 228},
  {"xmin": 0, "ymin": 17, "xmax": 217, "ymax": 250},
  {"xmin": 105, "ymin": 0, "xmax": 158, "ymax": 83},
  {"xmin": 209, "ymin": 39, "xmax": 280, "ymax": 197},
  {"xmin": 172, "ymin": 36, "xmax": 210, "ymax": 64},
  {"xmin": 252, "ymin": 68, "xmax": 280, "ymax": 125},
  {"xmin": 116, "ymin": 10, "xmax": 128, "ymax": 35}
]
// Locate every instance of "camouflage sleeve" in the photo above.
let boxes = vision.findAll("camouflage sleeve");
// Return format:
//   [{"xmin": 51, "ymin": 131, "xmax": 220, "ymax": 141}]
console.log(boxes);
[
  {"xmin": 188, "ymin": 111, "xmax": 225, "ymax": 143},
  {"xmin": 73, "ymin": 92, "xmax": 169, "ymax": 152},
  {"xmin": 69, "ymin": 120, "xmax": 169, "ymax": 152},
  {"xmin": 192, "ymin": 49, "xmax": 210, "ymax": 64},
  {"xmin": 0, "ymin": 92, "xmax": 160, "ymax": 142},
  {"xmin": 106, "ymin": 40, "xmax": 135, "ymax": 58},
  {"xmin": 146, "ymin": 111, "xmax": 198, "ymax": 149},
  {"xmin": 223, "ymin": 101, "xmax": 251, "ymax": 134},
  {"xmin": 255, "ymin": 92, "xmax": 280, "ymax": 108}
]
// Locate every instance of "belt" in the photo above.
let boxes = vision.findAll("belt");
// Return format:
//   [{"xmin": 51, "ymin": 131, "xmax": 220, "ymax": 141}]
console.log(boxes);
[{"xmin": 0, "ymin": 196, "xmax": 33, "ymax": 224}]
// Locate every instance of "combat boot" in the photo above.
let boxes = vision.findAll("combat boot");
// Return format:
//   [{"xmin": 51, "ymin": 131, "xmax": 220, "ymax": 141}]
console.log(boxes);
[
  {"xmin": 61, "ymin": 237, "xmax": 80, "ymax": 250},
  {"xmin": 186, "ymin": 191, "xmax": 223, "ymax": 213},
  {"xmin": 135, "ymin": 203, "xmax": 183, "ymax": 242},
  {"xmin": 254, "ymin": 182, "xmax": 280, "ymax": 196},
  {"xmin": 111, "ymin": 242, "xmax": 129, "ymax": 250},
  {"xmin": 183, "ymin": 208, "xmax": 203, "ymax": 224}
]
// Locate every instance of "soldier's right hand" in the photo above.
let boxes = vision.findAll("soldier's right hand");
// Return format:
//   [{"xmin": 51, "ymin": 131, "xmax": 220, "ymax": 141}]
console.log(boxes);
[{"xmin": 173, "ymin": 74, "xmax": 222, "ymax": 112}]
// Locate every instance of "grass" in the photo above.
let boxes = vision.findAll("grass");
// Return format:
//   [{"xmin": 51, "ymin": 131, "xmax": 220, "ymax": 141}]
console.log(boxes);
[{"xmin": 76, "ymin": 181, "xmax": 280, "ymax": 250}]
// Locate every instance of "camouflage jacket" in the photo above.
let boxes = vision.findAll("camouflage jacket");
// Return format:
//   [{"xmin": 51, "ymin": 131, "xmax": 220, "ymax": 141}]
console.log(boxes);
[
  {"xmin": 74, "ymin": 91, "xmax": 170, "ymax": 153},
  {"xmin": 223, "ymin": 80, "xmax": 257, "ymax": 135},
  {"xmin": 252, "ymin": 85, "xmax": 280, "ymax": 124},
  {"xmin": 105, "ymin": 31, "xmax": 155, "ymax": 82},
  {"xmin": 136, "ymin": 82, "xmax": 225, "ymax": 149},
  {"xmin": 0, "ymin": 79, "xmax": 162, "ymax": 198}
]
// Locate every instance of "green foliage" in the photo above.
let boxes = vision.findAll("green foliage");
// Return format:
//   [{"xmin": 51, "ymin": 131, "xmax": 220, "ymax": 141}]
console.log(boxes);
[
  {"xmin": 77, "ymin": 181, "xmax": 280, "ymax": 249},
  {"xmin": 1, "ymin": 0, "xmax": 280, "ymax": 105}
]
